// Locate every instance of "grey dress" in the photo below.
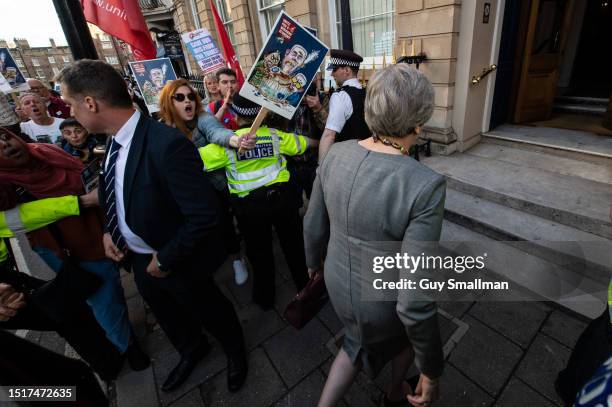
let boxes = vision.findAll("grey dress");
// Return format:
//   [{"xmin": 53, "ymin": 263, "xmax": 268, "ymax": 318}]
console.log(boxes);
[{"xmin": 304, "ymin": 140, "xmax": 446, "ymax": 378}]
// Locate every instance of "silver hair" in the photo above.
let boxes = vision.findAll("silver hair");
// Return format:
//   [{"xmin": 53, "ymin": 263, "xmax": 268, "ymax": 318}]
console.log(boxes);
[{"xmin": 364, "ymin": 64, "xmax": 435, "ymax": 138}]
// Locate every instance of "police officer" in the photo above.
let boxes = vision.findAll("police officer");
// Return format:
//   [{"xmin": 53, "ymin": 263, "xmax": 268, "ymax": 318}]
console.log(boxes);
[
  {"xmin": 199, "ymin": 95, "xmax": 318, "ymax": 310},
  {"xmin": 318, "ymin": 49, "xmax": 370, "ymax": 162}
]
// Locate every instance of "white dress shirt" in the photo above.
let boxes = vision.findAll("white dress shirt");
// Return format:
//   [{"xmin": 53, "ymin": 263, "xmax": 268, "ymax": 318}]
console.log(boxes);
[
  {"xmin": 324, "ymin": 78, "xmax": 362, "ymax": 134},
  {"xmin": 104, "ymin": 110, "xmax": 154, "ymax": 254}
]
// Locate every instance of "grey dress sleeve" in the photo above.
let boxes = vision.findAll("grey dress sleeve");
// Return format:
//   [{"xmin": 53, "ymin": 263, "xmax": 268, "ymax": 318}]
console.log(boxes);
[
  {"xmin": 396, "ymin": 175, "xmax": 446, "ymax": 379},
  {"xmin": 303, "ymin": 171, "xmax": 330, "ymax": 269},
  {"xmin": 196, "ymin": 112, "xmax": 234, "ymax": 147}
]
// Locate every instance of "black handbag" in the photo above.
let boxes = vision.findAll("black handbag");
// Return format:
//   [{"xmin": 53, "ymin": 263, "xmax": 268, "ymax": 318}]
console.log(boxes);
[{"xmin": 28, "ymin": 224, "xmax": 102, "ymax": 322}]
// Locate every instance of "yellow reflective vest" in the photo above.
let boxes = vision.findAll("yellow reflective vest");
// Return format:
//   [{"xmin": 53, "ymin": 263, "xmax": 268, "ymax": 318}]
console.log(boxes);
[
  {"xmin": 0, "ymin": 196, "xmax": 80, "ymax": 263},
  {"xmin": 199, "ymin": 126, "xmax": 308, "ymax": 197}
]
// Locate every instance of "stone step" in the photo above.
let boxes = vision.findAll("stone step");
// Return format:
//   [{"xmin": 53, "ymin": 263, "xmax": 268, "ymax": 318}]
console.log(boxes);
[
  {"xmin": 441, "ymin": 220, "xmax": 607, "ymax": 319},
  {"xmin": 481, "ymin": 137, "xmax": 612, "ymax": 169},
  {"xmin": 474, "ymin": 140, "xmax": 612, "ymax": 185},
  {"xmin": 553, "ymin": 103, "xmax": 606, "ymax": 116},
  {"xmin": 422, "ymin": 152, "xmax": 612, "ymax": 239},
  {"xmin": 484, "ymin": 124, "xmax": 612, "ymax": 159},
  {"xmin": 444, "ymin": 188, "xmax": 611, "ymax": 283},
  {"xmin": 555, "ymin": 96, "xmax": 609, "ymax": 106}
]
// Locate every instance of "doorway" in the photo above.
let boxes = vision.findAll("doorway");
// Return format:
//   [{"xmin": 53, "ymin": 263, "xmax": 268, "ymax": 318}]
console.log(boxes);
[{"xmin": 490, "ymin": 0, "xmax": 612, "ymax": 135}]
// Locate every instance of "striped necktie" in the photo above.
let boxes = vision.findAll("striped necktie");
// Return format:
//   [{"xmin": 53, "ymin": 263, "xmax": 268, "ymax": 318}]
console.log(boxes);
[{"xmin": 104, "ymin": 138, "xmax": 126, "ymax": 251}]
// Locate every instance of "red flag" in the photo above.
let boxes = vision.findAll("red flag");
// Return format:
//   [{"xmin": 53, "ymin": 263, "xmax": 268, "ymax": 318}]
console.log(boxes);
[
  {"xmin": 81, "ymin": 0, "xmax": 156, "ymax": 61},
  {"xmin": 209, "ymin": 0, "xmax": 245, "ymax": 87}
]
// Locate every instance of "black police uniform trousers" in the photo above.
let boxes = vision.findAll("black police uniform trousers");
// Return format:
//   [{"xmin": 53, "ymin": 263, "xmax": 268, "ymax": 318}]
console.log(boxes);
[
  {"xmin": 231, "ymin": 183, "xmax": 309, "ymax": 308},
  {"xmin": 131, "ymin": 253, "xmax": 244, "ymax": 360},
  {"xmin": 0, "ymin": 265, "xmax": 124, "ymax": 382}
]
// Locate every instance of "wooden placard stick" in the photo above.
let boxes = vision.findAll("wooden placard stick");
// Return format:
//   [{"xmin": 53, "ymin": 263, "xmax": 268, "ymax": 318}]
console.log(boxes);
[{"xmin": 238, "ymin": 107, "xmax": 268, "ymax": 154}]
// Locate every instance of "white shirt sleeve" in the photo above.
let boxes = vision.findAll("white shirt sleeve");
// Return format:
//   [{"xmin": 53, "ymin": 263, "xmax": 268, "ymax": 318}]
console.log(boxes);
[{"xmin": 324, "ymin": 91, "xmax": 353, "ymax": 133}]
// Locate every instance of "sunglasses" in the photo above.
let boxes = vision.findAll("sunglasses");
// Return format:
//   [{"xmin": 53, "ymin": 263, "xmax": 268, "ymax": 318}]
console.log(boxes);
[{"xmin": 172, "ymin": 92, "xmax": 196, "ymax": 102}]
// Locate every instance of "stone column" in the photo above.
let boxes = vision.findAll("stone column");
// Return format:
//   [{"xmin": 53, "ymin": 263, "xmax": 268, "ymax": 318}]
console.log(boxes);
[
  {"xmin": 229, "ymin": 0, "xmax": 259, "ymax": 72},
  {"xmin": 285, "ymin": 0, "xmax": 318, "ymax": 29},
  {"xmin": 396, "ymin": 0, "xmax": 461, "ymax": 154}
]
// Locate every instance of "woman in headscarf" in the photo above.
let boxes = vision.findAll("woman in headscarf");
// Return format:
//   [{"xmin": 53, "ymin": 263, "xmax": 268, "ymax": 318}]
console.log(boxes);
[{"xmin": 0, "ymin": 126, "xmax": 148, "ymax": 370}]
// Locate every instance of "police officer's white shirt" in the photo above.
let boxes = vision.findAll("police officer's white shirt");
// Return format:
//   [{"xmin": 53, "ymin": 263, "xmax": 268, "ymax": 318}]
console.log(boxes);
[
  {"xmin": 104, "ymin": 109, "xmax": 155, "ymax": 254},
  {"xmin": 324, "ymin": 78, "xmax": 362, "ymax": 134}
]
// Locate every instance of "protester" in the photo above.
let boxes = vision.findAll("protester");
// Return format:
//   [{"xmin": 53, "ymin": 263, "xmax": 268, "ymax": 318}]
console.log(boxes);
[
  {"xmin": 317, "ymin": 49, "xmax": 370, "ymax": 162},
  {"xmin": 199, "ymin": 94, "xmax": 317, "ymax": 309},
  {"xmin": 203, "ymin": 73, "xmax": 223, "ymax": 105},
  {"xmin": 285, "ymin": 84, "xmax": 325, "ymax": 206},
  {"xmin": 304, "ymin": 65, "xmax": 445, "ymax": 407},
  {"xmin": 0, "ymin": 190, "xmax": 125, "ymax": 382},
  {"xmin": 206, "ymin": 68, "xmax": 240, "ymax": 130},
  {"xmin": 26, "ymin": 78, "xmax": 71, "ymax": 119},
  {"xmin": 0, "ymin": 126, "xmax": 149, "ymax": 371},
  {"xmin": 158, "ymin": 79, "xmax": 251, "ymax": 285},
  {"xmin": 19, "ymin": 93, "xmax": 64, "ymax": 143},
  {"xmin": 59, "ymin": 118, "xmax": 98, "ymax": 164},
  {"xmin": 57, "ymin": 60, "xmax": 248, "ymax": 393}
]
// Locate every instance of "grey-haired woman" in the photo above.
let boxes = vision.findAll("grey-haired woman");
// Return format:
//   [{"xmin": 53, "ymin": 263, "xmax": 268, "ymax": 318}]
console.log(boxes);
[{"xmin": 304, "ymin": 64, "xmax": 446, "ymax": 407}]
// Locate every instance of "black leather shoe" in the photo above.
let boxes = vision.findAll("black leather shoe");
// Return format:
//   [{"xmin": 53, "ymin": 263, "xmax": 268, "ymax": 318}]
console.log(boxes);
[
  {"xmin": 227, "ymin": 350, "xmax": 248, "ymax": 392},
  {"xmin": 162, "ymin": 343, "xmax": 211, "ymax": 392},
  {"xmin": 126, "ymin": 341, "xmax": 150, "ymax": 371}
]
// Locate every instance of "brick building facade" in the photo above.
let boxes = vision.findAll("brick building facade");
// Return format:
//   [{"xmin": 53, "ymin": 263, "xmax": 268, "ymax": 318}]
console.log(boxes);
[{"xmin": 0, "ymin": 25, "xmax": 132, "ymax": 88}]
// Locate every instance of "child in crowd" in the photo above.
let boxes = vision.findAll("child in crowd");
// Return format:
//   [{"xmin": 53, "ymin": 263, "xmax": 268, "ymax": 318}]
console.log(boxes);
[{"xmin": 60, "ymin": 118, "xmax": 98, "ymax": 164}]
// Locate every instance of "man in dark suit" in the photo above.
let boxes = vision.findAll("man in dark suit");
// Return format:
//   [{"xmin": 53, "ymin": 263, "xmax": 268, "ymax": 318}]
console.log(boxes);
[{"xmin": 57, "ymin": 60, "xmax": 248, "ymax": 393}]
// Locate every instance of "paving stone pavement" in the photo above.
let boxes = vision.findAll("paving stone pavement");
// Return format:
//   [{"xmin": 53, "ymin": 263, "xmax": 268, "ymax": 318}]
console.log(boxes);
[{"xmin": 13, "ymin": 236, "xmax": 599, "ymax": 407}]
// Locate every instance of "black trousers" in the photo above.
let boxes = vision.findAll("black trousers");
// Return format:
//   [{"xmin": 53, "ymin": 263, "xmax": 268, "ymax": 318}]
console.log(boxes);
[
  {"xmin": 131, "ymin": 253, "xmax": 244, "ymax": 359},
  {"xmin": 216, "ymin": 187, "xmax": 241, "ymax": 256},
  {"xmin": 231, "ymin": 184, "xmax": 309, "ymax": 307},
  {"xmin": 0, "ymin": 330, "xmax": 108, "ymax": 407},
  {"xmin": 0, "ymin": 271, "xmax": 123, "ymax": 382}
]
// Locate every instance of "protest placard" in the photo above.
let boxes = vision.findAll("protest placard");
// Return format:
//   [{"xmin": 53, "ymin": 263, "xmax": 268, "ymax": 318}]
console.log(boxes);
[
  {"xmin": 129, "ymin": 58, "xmax": 177, "ymax": 113},
  {"xmin": 0, "ymin": 48, "xmax": 29, "ymax": 93},
  {"xmin": 182, "ymin": 29, "xmax": 225, "ymax": 75},
  {"xmin": 240, "ymin": 11, "xmax": 328, "ymax": 119}
]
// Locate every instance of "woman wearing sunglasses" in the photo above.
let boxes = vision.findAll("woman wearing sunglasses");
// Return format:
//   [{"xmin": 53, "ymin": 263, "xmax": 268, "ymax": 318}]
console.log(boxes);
[{"xmin": 159, "ymin": 79, "xmax": 252, "ymax": 285}]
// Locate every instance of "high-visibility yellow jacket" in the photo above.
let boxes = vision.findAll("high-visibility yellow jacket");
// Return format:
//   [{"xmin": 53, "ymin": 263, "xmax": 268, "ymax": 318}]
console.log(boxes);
[
  {"xmin": 199, "ymin": 126, "xmax": 308, "ymax": 197},
  {"xmin": 0, "ymin": 196, "xmax": 80, "ymax": 263}
]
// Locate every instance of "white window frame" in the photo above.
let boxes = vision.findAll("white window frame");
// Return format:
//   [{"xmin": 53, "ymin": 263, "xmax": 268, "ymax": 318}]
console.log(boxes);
[
  {"xmin": 105, "ymin": 56, "xmax": 119, "ymax": 65},
  {"xmin": 102, "ymin": 41, "xmax": 113, "ymax": 49},
  {"xmin": 35, "ymin": 68, "xmax": 45, "ymax": 79},
  {"xmin": 31, "ymin": 58, "xmax": 40, "ymax": 66},
  {"xmin": 52, "ymin": 66, "xmax": 60, "ymax": 75},
  {"xmin": 257, "ymin": 0, "xmax": 285, "ymax": 40},
  {"xmin": 215, "ymin": 0, "xmax": 237, "ymax": 46},
  {"xmin": 48, "ymin": 56, "xmax": 55, "ymax": 64},
  {"xmin": 14, "ymin": 59, "xmax": 24, "ymax": 68},
  {"xmin": 62, "ymin": 56, "xmax": 70, "ymax": 63},
  {"xmin": 331, "ymin": 0, "xmax": 395, "ymax": 59}
]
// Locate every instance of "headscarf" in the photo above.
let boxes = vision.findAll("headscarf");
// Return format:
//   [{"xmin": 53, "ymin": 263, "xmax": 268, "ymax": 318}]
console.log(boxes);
[{"xmin": 0, "ymin": 127, "xmax": 84, "ymax": 198}]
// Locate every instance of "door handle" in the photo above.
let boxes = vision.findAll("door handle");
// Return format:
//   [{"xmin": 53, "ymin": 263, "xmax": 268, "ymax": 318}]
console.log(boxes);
[{"xmin": 471, "ymin": 64, "xmax": 497, "ymax": 85}]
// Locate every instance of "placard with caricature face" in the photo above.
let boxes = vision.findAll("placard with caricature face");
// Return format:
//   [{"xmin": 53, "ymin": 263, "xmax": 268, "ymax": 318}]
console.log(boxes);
[
  {"xmin": 129, "ymin": 58, "xmax": 177, "ymax": 113},
  {"xmin": 240, "ymin": 11, "xmax": 328, "ymax": 119},
  {"xmin": 0, "ymin": 48, "xmax": 29, "ymax": 93}
]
